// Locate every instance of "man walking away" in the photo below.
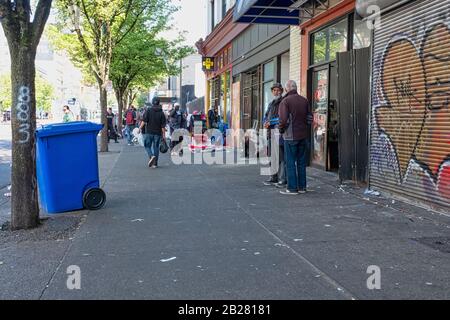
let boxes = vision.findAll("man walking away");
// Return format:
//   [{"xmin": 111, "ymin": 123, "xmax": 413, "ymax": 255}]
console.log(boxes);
[
  {"xmin": 124, "ymin": 105, "xmax": 137, "ymax": 145},
  {"xmin": 169, "ymin": 103, "xmax": 183, "ymax": 154},
  {"xmin": 107, "ymin": 107, "xmax": 118, "ymax": 143},
  {"xmin": 208, "ymin": 105, "xmax": 219, "ymax": 129},
  {"xmin": 278, "ymin": 80, "xmax": 310, "ymax": 195},
  {"xmin": 139, "ymin": 97, "xmax": 167, "ymax": 168},
  {"xmin": 263, "ymin": 83, "xmax": 284, "ymax": 186}
]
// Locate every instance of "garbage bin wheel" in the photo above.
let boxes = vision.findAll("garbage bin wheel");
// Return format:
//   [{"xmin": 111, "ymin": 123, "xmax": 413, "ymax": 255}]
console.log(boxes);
[{"xmin": 83, "ymin": 188, "xmax": 106, "ymax": 210}]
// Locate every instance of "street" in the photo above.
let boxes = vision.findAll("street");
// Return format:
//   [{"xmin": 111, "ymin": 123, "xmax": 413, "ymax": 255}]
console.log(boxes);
[
  {"xmin": 0, "ymin": 123, "xmax": 11, "ymax": 190},
  {"xmin": 1, "ymin": 141, "xmax": 449, "ymax": 299}
]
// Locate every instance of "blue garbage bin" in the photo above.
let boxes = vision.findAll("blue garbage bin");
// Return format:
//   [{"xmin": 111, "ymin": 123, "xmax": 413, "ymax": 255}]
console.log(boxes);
[{"xmin": 36, "ymin": 121, "xmax": 106, "ymax": 213}]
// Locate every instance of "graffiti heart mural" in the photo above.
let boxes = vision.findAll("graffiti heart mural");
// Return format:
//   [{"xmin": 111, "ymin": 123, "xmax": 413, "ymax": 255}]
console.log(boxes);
[{"xmin": 375, "ymin": 23, "xmax": 450, "ymax": 201}]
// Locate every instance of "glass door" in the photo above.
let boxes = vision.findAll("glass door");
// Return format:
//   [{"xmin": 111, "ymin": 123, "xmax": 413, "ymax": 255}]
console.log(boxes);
[
  {"xmin": 328, "ymin": 63, "xmax": 339, "ymax": 171},
  {"xmin": 251, "ymin": 68, "xmax": 260, "ymax": 129},
  {"xmin": 242, "ymin": 71, "xmax": 253, "ymax": 130},
  {"xmin": 311, "ymin": 67, "xmax": 329, "ymax": 168}
]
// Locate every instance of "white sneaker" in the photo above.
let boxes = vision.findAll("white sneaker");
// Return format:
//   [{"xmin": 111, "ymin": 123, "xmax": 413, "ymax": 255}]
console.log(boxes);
[
  {"xmin": 280, "ymin": 190, "xmax": 298, "ymax": 195},
  {"xmin": 148, "ymin": 156, "xmax": 156, "ymax": 167}
]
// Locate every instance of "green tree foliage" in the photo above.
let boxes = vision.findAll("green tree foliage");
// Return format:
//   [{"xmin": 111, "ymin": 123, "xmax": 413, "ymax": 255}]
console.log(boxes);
[
  {"xmin": 0, "ymin": 73, "xmax": 54, "ymax": 112},
  {"xmin": 0, "ymin": 74, "xmax": 10, "ymax": 111},
  {"xmin": 36, "ymin": 75, "xmax": 55, "ymax": 112},
  {"xmin": 51, "ymin": 0, "xmax": 175, "ymax": 152},
  {"xmin": 110, "ymin": 7, "xmax": 194, "ymax": 129},
  {"xmin": 136, "ymin": 90, "xmax": 147, "ymax": 108}
]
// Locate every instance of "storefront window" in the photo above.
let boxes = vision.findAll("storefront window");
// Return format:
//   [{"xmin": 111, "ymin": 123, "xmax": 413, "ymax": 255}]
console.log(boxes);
[
  {"xmin": 211, "ymin": 77, "xmax": 221, "ymax": 109},
  {"xmin": 280, "ymin": 52, "xmax": 290, "ymax": 88},
  {"xmin": 242, "ymin": 68, "xmax": 260, "ymax": 130},
  {"xmin": 262, "ymin": 61, "xmax": 274, "ymax": 117},
  {"xmin": 226, "ymin": 70, "xmax": 231, "ymax": 124},
  {"xmin": 312, "ymin": 18, "xmax": 348, "ymax": 65},
  {"xmin": 220, "ymin": 73, "xmax": 225, "ymax": 119},
  {"xmin": 263, "ymin": 82, "xmax": 273, "ymax": 118},
  {"xmin": 263, "ymin": 61, "xmax": 274, "ymax": 81},
  {"xmin": 329, "ymin": 19, "xmax": 348, "ymax": 60},
  {"xmin": 313, "ymin": 30, "xmax": 327, "ymax": 65},
  {"xmin": 312, "ymin": 69, "xmax": 329, "ymax": 167},
  {"xmin": 353, "ymin": 18, "xmax": 372, "ymax": 49},
  {"xmin": 219, "ymin": 71, "xmax": 231, "ymax": 123}
]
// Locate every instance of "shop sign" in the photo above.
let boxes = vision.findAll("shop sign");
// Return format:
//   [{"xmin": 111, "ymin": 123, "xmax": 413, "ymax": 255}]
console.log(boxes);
[{"xmin": 202, "ymin": 57, "xmax": 215, "ymax": 72}]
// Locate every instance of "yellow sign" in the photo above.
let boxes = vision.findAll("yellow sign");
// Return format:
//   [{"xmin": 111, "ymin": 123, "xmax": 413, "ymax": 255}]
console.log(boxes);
[{"xmin": 202, "ymin": 57, "xmax": 215, "ymax": 71}]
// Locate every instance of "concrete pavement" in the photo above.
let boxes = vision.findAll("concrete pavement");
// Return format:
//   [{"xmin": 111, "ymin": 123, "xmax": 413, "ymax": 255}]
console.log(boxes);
[{"xmin": 1, "ymin": 140, "xmax": 450, "ymax": 299}]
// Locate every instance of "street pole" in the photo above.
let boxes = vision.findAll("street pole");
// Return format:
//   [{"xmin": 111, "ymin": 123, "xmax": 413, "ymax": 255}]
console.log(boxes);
[{"xmin": 179, "ymin": 58, "xmax": 183, "ymax": 106}]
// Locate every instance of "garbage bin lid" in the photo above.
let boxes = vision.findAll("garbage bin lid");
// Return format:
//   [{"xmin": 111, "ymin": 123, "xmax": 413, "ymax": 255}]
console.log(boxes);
[{"xmin": 36, "ymin": 121, "xmax": 104, "ymax": 138}]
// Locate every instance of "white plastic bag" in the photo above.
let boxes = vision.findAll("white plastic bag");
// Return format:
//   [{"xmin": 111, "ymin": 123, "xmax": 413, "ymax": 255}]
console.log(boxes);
[
  {"xmin": 137, "ymin": 133, "xmax": 145, "ymax": 147},
  {"xmin": 132, "ymin": 128, "xmax": 140, "ymax": 137}
]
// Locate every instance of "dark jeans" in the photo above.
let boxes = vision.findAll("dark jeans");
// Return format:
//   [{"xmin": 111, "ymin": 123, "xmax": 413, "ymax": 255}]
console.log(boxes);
[
  {"xmin": 144, "ymin": 134, "xmax": 161, "ymax": 163},
  {"xmin": 285, "ymin": 139, "xmax": 308, "ymax": 191},
  {"xmin": 108, "ymin": 127, "xmax": 118, "ymax": 143},
  {"xmin": 278, "ymin": 143, "xmax": 286, "ymax": 184},
  {"xmin": 126, "ymin": 125, "xmax": 135, "ymax": 144}
]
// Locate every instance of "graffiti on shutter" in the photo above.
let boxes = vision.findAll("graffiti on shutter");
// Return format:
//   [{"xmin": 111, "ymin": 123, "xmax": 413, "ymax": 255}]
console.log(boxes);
[{"xmin": 371, "ymin": 0, "xmax": 450, "ymax": 209}]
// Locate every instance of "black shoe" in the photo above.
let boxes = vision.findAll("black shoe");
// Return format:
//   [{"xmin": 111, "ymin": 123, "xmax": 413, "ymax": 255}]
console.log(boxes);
[
  {"xmin": 263, "ymin": 178, "xmax": 278, "ymax": 186},
  {"xmin": 275, "ymin": 182, "xmax": 287, "ymax": 189},
  {"xmin": 298, "ymin": 189, "xmax": 306, "ymax": 194}
]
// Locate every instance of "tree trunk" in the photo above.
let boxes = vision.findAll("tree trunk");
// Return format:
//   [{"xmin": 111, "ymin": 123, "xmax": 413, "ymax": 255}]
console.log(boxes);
[
  {"xmin": 99, "ymin": 84, "xmax": 108, "ymax": 152},
  {"xmin": 115, "ymin": 89, "xmax": 124, "ymax": 134},
  {"xmin": 10, "ymin": 48, "xmax": 39, "ymax": 230}
]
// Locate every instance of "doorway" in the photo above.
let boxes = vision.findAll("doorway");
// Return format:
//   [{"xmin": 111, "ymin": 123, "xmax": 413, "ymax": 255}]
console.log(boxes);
[
  {"xmin": 310, "ymin": 62, "xmax": 339, "ymax": 171},
  {"xmin": 336, "ymin": 47, "xmax": 371, "ymax": 183},
  {"xmin": 242, "ymin": 68, "xmax": 261, "ymax": 131}
]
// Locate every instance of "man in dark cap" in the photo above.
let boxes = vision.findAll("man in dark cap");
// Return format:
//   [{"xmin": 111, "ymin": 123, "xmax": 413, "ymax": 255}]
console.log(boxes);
[
  {"xmin": 263, "ymin": 83, "xmax": 286, "ymax": 186},
  {"xmin": 139, "ymin": 96, "xmax": 167, "ymax": 168}
]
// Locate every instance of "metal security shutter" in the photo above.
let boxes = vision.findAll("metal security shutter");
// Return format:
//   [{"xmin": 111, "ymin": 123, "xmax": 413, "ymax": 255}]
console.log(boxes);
[{"xmin": 370, "ymin": 0, "xmax": 450, "ymax": 210}]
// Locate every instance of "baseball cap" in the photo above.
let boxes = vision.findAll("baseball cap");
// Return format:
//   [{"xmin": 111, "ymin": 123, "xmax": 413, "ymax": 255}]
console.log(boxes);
[{"xmin": 271, "ymin": 83, "xmax": 283, "ymax": 90}]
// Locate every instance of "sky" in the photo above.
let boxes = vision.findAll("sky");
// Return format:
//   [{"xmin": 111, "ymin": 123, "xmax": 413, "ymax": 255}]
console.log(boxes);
[{"xmin": 162, "ymin": 0, "xmax": 207, "ymax": 47}]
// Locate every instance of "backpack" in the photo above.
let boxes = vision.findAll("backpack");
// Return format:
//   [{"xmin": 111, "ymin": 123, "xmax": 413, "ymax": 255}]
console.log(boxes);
[{"xmin": 125, "ymin": 110, "xmax": 135, "ymax": 125}]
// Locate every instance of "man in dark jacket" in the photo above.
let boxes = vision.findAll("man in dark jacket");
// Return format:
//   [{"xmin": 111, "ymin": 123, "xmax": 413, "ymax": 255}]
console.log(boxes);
[
  {"xmin": 139, "ymin": 97, "xmax": 167, "ymax": 168},
  {"xmin": 278, "ymin": 80, "xmax": 310, "ymax": 195},
  {"xmin": 169, "ymin": 103, "xmax": 183, "ymax": 153},
  {"xmin": 208, "ymin": 106, "xmax": 219, "ymax": 129},
  {"xmin": 106, "ymin": 107, "xmax": 118, "ymax": 143},
  {"xmin": 263, "ymin": 83, "xmax": 285, "ymax": 186}
]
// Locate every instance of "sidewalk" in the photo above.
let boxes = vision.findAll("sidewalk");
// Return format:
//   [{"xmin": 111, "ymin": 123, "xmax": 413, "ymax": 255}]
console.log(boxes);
[{"xmin": 0, "ymin": 141, "xmax": 449, "ymax": 299}]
